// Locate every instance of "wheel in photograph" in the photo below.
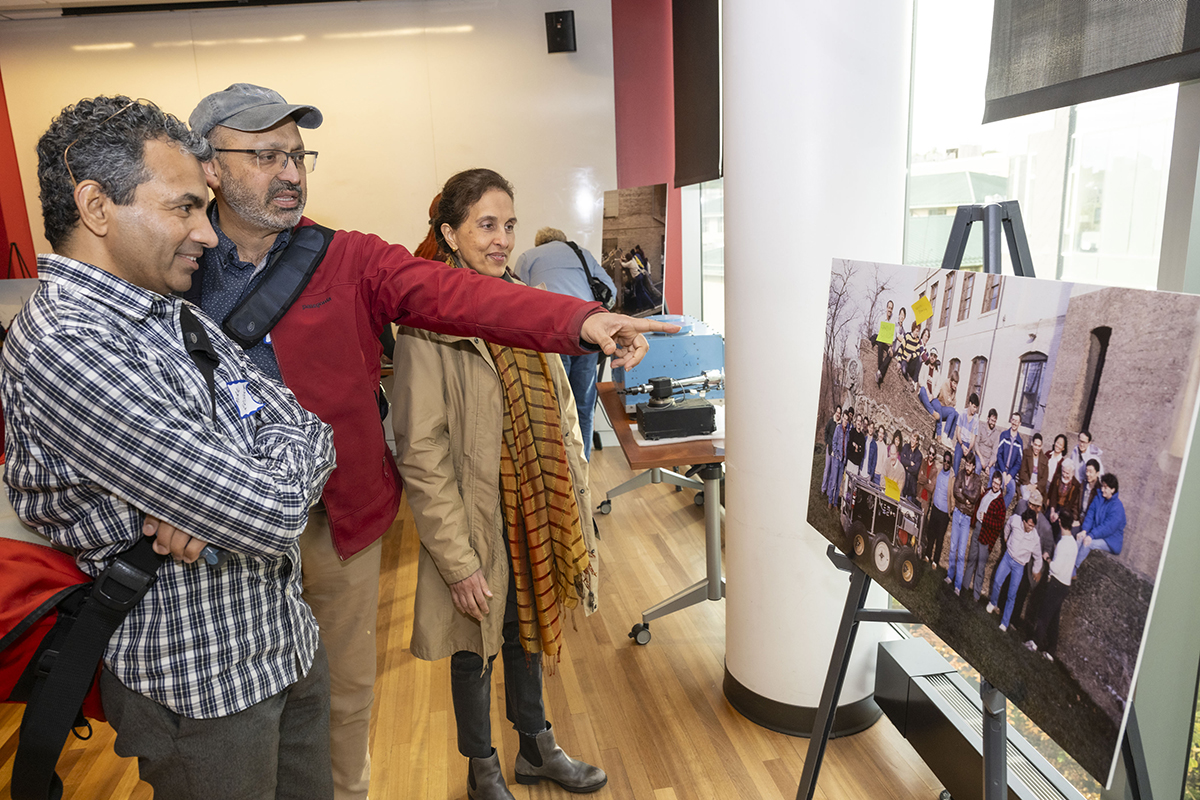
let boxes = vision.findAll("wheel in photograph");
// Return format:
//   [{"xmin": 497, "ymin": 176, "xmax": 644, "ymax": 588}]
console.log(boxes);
[
  {"xmin": 851, "ymin": 527, "xmax": 868, "ymax": 559},
  {"xmin": 628, "ymin": 622, "xmax": 651, "ymax": 645},
  {"xmin": 694, "ymin": 491, "xmax": 705, "ymax": 507},
  {"xmin": 894, "ymin": 546, "xmax": 919, "ymax": 588},
  {"xmin": 871, "ymin": 535, "xmax": 892, "ymax": 575},
  {"xmin": 598, "ymin": 499, "xmax": 612, "ymax": 515},
  {"xmin": 848, "ymin": 520, "xmax": 868, "ymax": 558}
]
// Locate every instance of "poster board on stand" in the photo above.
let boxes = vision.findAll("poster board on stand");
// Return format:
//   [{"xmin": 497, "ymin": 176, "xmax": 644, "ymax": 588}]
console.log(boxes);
[{"xmin": 807, "ymin": 258, "xmax": 1200, "ymax": 787}]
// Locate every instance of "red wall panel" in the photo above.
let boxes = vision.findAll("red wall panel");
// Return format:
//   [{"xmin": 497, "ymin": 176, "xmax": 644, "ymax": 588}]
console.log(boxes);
[
  {"xmin": 611, "ymin": 0, "xmax": 681, "ymax": 314},
  {"xmin": 0, "ymin": 65, "xmax": 35, "ymax": 278}
]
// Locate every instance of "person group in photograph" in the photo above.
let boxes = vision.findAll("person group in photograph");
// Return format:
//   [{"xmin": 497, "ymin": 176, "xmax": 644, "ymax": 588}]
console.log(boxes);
[{"xmin": 859, "ymin": 286, "xmax": 1128, "ymax": 664}]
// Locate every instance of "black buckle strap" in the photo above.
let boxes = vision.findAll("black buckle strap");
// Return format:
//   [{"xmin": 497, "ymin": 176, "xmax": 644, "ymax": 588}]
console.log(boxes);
[
  {"xmin": 11, "ymin": 537, "xmax": 165, "ymax": 800},
  {"xmin": 222, "ymin": 223, "xmax": 334, "ymax": 349}
]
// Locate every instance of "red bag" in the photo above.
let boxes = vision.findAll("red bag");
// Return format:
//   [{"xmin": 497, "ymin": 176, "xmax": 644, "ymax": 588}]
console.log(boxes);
[{"xmin": 0, "ymin": 538, "xmax": 105, "ymax": 721}]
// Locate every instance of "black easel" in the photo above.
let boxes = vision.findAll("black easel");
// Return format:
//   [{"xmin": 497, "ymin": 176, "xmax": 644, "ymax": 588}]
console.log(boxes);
[
  {"xmin": 8, "ymin": 242, "xmax": 32, "ymax": 280},
  {"xmin": 794, "ymin": 548, "xmax": 915, "ymax": 799},
  {"xmin": 798, "ymin": 201, "xmax": 1154, "ymax": 800}
]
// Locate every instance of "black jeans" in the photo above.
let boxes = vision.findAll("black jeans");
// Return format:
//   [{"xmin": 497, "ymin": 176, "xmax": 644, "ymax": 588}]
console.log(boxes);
[
  {"xmin": 924, "ymin": 506, "xmax": 949, "ymax": 564},
  {"xmin": 449, "ymin": 573, "xmax": 547, "ymax": 758}
]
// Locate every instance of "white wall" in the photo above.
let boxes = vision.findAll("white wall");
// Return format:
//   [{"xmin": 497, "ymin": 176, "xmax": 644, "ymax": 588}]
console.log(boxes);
[{"xmin": 0, "ymin": 0, "xmax": 617, "ymax": 258}]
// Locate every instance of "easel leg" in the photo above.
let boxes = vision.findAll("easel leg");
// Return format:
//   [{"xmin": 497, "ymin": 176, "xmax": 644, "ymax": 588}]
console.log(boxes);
[
  {"xmin": 795, "ymin": 566, "xmax": 872, "ymax": 800},
  {"xmin": 1122, "ymin": 706, "xmax": 1151, "ymax": 800},
  {"xmin": 981, "ymin": 680, "xmax": 1007, "ymax": 800}
]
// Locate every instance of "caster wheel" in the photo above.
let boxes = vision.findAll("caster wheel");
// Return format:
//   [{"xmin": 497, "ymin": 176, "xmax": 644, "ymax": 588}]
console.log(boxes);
[
  {"xmin": 629, "ymin": 623, "xmax": 651, "ymax": 645},
  {"xmin": 693, "ymin": 491, "xmax": 705, "ymax": 507},
  {"xmin": 598, "ymin": 499, "xmax": 612, "ymax": 515}
]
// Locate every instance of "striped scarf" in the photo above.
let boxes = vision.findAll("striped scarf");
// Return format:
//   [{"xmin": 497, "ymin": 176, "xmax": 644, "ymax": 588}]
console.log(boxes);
[{"xmin": 487, "ymin": 340, "xmax": 593, "ymax": 661}]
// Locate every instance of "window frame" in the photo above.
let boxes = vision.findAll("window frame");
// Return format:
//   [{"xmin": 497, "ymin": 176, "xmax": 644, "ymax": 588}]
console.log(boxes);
[
  {"xmin": 940, "ymin": 272, "xmax": 955, "ymax": 328},
  {"xmin": 1013, "ymin": 352, "xmax": 1048, "ymax": 428},
  {"xmin": 958, "ymin": 272, "xmax": 975, "ymax": 322}
]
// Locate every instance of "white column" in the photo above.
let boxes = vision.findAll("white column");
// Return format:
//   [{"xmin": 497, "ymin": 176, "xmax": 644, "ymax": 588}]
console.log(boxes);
[{"xmin": 722, "ymin": 0, "xmax": 913, "ymax": 731}]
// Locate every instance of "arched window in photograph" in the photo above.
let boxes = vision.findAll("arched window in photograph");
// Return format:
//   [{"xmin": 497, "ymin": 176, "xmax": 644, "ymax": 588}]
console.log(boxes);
[
  {"xmin": 1081, "ymin": 327, "xmax": 1111, "ymax": 434},
  {"xmin": 969, "ymin": 356, "xmax": 988, "ymax": 405},
  {"xmin": 1013, "ymin": 352, "xmax": 1048, "ymax": 427},
  {"xmin": 948, "ymin": 357, "xmax": 961, "ymax": 383}
]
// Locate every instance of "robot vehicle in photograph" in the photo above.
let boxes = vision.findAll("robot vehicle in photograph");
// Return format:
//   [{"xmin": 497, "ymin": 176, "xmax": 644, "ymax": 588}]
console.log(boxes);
[{"xmin": 839, "ymin": 475, "xmax": 925, "ymax": 588}]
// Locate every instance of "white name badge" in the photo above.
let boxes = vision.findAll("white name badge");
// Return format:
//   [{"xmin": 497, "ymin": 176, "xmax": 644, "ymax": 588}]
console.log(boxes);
[{"xmin": 226, "ymin": 380, "xmax": 265, "ymax": 418}]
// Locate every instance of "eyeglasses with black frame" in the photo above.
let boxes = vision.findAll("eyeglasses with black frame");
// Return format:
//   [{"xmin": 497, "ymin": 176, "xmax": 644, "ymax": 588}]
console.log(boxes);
[{"xmin": 214, "ymin": 148, "xmax": 318, "ymax": 175}]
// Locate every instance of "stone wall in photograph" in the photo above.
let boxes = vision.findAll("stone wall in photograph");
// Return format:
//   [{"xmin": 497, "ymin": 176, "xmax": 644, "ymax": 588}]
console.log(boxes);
[
  {"xmin": 1039, "ymin": 287, "xmax": 1200, "ymax": 582},
  {"xmin": 1057, "ymin": 550, "xmax": 1153, "ymax": 727}
]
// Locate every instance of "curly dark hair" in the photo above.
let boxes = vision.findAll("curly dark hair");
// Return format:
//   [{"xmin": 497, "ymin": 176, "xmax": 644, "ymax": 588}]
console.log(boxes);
[
  {"xmin": 37, "ymin": 96, "xmax": 212, "ymax": 250},
  {"xmin": 431, "ymin": 168, "xmax": 514, "ymax": 254}
]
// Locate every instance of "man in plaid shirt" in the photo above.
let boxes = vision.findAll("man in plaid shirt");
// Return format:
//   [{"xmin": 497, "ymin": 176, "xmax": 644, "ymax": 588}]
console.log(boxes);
[{"xmin": 2, "ymin": 96, "xmax": 336, "ymax": 798}]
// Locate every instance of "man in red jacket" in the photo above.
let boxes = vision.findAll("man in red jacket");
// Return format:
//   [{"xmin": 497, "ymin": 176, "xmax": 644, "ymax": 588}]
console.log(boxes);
[{"xmin": 142, "ymin": 83, "xmax": 676, "ymax": 800}]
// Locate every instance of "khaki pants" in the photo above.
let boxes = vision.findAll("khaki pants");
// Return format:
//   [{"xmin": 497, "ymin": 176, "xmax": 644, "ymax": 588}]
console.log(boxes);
[{"xmin": 301, "ymin": 509, "xmax": 383, "ymax": 800}]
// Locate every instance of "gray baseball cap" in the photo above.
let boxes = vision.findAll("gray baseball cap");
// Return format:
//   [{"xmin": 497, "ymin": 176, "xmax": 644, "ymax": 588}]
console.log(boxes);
[{"xmin": 189, "ymin": 83, "xmax": 322, "ymax": 138}]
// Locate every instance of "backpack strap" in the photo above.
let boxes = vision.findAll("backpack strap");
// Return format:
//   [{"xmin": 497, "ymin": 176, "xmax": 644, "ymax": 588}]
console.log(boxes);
[
  {"xmin": 179, "ymin": 305, "xmax": 219, "ymax": 423},
  {"xmin": 565, "ymin": 240, "xmax": 596, "ymax": 282},
  {"xmin": 222, "ymin": 224, "xmax": 335, "ymax": 349},
  {"xmin": 12, "ymin": 537, "xmax": 165, "ymax": 800}
]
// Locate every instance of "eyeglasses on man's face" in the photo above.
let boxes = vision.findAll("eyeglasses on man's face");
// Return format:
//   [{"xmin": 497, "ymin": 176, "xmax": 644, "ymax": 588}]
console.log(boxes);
[{"xmin": 214, "ymin": 148, "xmax": 318, "ymax": 175}]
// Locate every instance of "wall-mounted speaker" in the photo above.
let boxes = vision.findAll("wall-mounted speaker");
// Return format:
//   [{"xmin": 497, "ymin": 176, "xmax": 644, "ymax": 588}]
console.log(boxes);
[{"xmin": 545, "ymin": 10, "xmax": 576, "ymax": 53}]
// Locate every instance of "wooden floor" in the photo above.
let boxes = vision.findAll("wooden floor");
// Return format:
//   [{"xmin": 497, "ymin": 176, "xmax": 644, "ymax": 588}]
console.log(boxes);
[{"xmin": 1, "ymin": 447, "xmax": 946, "ymax": 800}]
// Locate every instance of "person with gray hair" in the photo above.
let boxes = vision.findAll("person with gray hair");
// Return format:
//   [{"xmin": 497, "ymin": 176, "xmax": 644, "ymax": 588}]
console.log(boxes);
[
  {"xmin": 514, "ymin": 227, "xmax": 617, "ymax": 459},
  {"xmin": 182, "ymin": 83, "xmax": 672, "ymax": 800},
  {"xmin": 7, "ymin": 96, "xmax": 337, "ymax": 798}
]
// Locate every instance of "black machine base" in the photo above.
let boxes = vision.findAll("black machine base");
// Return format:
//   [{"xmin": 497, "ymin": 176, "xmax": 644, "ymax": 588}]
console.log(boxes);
[{"xmin": 636, "ymin": 397, "xmax": 716, "ymax": 440}]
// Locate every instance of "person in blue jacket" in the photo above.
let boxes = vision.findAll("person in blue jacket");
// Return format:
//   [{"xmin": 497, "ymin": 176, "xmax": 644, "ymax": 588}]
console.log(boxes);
[
  {"xmin": 1075, "ymin": 472, "xmax": 1125, "ymax": 571},
  {"xmin": 994, "ymin": 412, "xmax": 1025, "ymax": 509}
]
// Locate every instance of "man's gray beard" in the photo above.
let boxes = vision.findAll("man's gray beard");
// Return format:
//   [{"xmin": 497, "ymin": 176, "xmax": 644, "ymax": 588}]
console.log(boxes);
[{"xmin": 221, "ymin": 176, "xmax": 305, "ymax": 232}]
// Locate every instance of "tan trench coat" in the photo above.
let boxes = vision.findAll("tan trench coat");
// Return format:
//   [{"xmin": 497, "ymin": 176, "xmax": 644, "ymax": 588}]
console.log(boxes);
[{"xmin": 391, "ymin": 323, "xmax": 598, "ymax": 663}]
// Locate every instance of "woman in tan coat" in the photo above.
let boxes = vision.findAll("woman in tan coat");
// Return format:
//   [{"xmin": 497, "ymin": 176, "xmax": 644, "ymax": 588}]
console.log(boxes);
[{"xmin": 392, "ymin": 169, "xmax": 603, "ymax": 800}]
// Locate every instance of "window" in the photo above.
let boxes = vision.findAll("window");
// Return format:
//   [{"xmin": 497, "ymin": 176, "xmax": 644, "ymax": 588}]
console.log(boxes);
[
  {"xmin": 904, "ymin": 2, "xmax": 1176, "ymax": 291},
  {"xmin": 940, "ymin": 272, "xmax": 955, "ymax": 328},
  {"xmin": 929, "ymin": 282, "xmax": 939, "ymax": 323},
  {"xmin": 1080, "ymin": 327, "xmax": 1111, "ymax": 433},
  {"xmin": 969, "ymin": 357, "xmax": 988, "ymax": 407},
  {"xmin": 982, "ymin": 274, "xmax": 1001, "ymax": 313},
  {"xmin": 948, "ymin": 358, "xmax": 961, "ymax": 383},
  {"xmin": 1014, "ymin": 352, "xmax": 1048, "ymax": 428},
  {"xmin": 958, "ymin": 273, "xmax": 975, "ymax": 321}
]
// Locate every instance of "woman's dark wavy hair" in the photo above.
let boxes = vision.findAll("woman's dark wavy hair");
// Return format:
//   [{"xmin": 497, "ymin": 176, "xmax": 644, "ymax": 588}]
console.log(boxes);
[
  {"xmin": 431, "ymin": 168, "xmax": 514, "ymax": 254},
  {"xmin": 37, "ymin": 96, "xmax": 212, "ymax": 249}
]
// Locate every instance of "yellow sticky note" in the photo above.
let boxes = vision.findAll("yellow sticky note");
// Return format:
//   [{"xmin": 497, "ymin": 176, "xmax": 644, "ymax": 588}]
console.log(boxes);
[
  {"xmin": 877, "ymin": 320, "xmax": 895, "ymax": 345},
  {"xmin": 912, "ymin": 296, "xmax": 934, "ymax": 325},
  {"xmin": 885, "ymin": 477, "xmax": 901, "ymax": 500}
]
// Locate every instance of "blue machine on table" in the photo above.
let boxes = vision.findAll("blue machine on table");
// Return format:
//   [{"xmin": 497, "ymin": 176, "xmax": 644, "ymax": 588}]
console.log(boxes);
[{"xmin": 611, "ymin": 315, "xmax": 725, "ymax": 413}]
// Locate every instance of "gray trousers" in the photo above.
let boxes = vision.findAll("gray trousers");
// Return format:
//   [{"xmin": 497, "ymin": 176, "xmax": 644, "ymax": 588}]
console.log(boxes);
[
  {"xmin": 964, "ymin": 526, "xmax": 993, "ymax": 600},
  {"xmin": 100, "ymin": 642, "xmax": 333, "ymax": 800}
]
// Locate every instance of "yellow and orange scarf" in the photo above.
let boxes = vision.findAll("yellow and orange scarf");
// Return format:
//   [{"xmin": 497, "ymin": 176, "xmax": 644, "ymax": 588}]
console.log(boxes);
[{"xmin": 487, "ymin": 340, "xmax": 593, "ymax": 662}]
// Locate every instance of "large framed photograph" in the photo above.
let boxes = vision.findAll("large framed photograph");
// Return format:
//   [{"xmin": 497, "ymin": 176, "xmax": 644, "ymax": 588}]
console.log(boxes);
[{"xmin": 807, "ymin": 259, "xmax": 1200, "ymax": 785}]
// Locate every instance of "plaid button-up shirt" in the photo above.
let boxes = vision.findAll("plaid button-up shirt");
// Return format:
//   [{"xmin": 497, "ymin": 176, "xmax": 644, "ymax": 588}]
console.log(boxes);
[{"xmin": 2, "ymin": 254, "xmax": 335, "ymax": 719}]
